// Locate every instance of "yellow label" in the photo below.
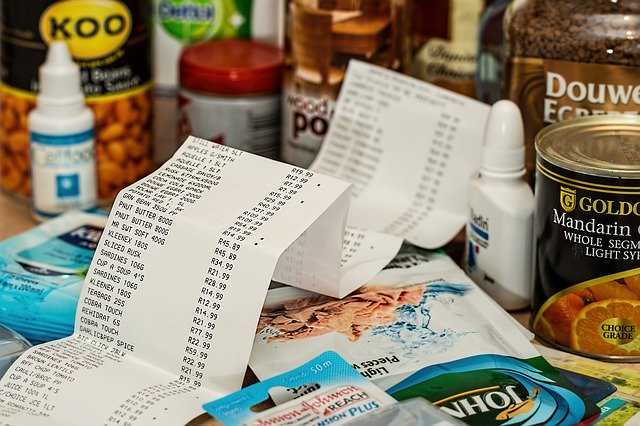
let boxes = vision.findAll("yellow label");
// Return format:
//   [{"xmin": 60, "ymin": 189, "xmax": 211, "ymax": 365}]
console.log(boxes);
[
  {"xmin": 560, "ymin": 186, "xmax": 576, "ymax": 212},
  {"xmin": 39, "ymin": 0, "xmax": 132, "ymax": 60}
]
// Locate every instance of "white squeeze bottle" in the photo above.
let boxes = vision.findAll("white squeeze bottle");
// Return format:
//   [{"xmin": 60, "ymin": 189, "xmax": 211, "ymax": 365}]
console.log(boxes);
[
  {"xmin": 464, "ymin": 100, "xmax": 534, "ymax": 311},
  {"xmin": 28, "ymin": 41, "xmax": 97, "ymax": 221}
]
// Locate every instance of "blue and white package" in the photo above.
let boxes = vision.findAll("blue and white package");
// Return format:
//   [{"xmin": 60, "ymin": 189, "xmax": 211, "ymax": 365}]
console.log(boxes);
[
  {"xmin": 203, "ymin": 351, "xmax": 395, "ymax": 425},
  {"xmin": 0, "ymin": 211, "xmax": 106, "ymax": 344}
]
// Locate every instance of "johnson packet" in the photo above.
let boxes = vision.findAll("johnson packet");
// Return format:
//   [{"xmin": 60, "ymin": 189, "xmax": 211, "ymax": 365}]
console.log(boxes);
[
  {"xmin": 203, "ymin": 351, "xmax": 396, "ymax": 425},
  {"xmin": 0, "ymin": 211, "xmax": 106, "ymax": 344},
  {"xmin": 249, "ymin": 247, "xmax": 601, "ymax": 425}
]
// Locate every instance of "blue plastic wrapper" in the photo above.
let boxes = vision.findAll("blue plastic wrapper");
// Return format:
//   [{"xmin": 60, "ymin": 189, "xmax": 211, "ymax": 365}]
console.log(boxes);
[{"xmin": 0, "ymin": 211, "xmax": 106, "ymax": 344}]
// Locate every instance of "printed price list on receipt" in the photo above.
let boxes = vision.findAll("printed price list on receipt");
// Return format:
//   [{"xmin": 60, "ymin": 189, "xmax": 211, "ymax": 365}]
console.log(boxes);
[
  {"xmin": 0, "ymin": 61, "xmax": 491, "ymax": 425},
  {"xmin": 0, "ymin": 136, "xmax": 360, "ymax": 424}
]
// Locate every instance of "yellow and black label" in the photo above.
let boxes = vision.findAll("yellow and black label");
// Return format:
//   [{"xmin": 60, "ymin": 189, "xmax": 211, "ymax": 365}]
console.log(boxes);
[
  {"xmin": 39, "ymin": 0, "xmax": 132, "ymax": 60},
  {"xmin": 533, "ymin": 155, "xmax": 640, "ymax": 359},
  {"xmin": 1, "ymin": 0, "xmax": 150, "ymax": 97},
  {"xmin": 533, "ymin": 268, "xmax": 640, "ymax": 359}
]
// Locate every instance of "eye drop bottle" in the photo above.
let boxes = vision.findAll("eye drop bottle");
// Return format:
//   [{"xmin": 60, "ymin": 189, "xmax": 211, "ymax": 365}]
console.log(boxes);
[
  {"xmin": 464, "ymin": 100, "xmax": 534, "ymax": 311},
  {"xmin": 28, "ymin": 41, "xmax": 97, "ymax": 222}
]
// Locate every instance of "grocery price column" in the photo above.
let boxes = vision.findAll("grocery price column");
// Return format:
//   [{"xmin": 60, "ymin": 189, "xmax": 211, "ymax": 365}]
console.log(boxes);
[
  {"xmin": 0, "ymin": 136, "xmax": 352, "ymax": 424},
  {"xmin": 78, "ymin": 137, "xmax": 350, "ymax": 388}
]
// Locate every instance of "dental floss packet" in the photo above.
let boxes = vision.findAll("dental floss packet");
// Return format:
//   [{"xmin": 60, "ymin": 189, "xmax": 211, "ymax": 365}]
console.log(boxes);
[{"xmin": 203, "ymin": 351, "xmax": 395, "ymax": 425}]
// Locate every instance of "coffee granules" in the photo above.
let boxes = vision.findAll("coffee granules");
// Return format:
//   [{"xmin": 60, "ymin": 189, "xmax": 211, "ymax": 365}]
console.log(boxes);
[{"xmin": 503, "ymin": 0, "xmax": 640, "ymax": 185}]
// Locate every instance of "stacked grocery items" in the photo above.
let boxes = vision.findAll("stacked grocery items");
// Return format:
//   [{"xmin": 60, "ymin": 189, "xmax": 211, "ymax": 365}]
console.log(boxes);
[
  {"xmin": 154, "ymin": 0, "xmax": 283, "ymax": 163},
  {"xmin": 0, "ymin": 1, "xmax": 638, "ymax": 424}
]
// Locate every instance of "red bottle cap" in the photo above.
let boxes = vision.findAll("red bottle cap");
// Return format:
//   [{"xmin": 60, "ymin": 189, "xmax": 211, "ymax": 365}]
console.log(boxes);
[{"xmin": 180, "ymin": 39, "xmax": 284, "ymax": 96}]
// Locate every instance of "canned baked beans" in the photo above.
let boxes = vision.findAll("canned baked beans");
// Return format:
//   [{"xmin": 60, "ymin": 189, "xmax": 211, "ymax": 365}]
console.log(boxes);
[{"xmin": 0, "ymin": 0, "xmax": 153, "ymax": 202}]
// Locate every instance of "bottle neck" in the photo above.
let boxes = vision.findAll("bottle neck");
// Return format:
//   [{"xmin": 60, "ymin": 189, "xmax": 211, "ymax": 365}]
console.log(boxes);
[
  {"xmin": 36, "ymin": 98, "xmax": 87, "ymax": 116},
  {"xmin": 479, "ymin": 166, "xmax": 526, "ymax": 182}
]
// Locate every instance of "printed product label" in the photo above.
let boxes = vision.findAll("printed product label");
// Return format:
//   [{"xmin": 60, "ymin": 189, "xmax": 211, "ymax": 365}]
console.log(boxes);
[
  {"xmin": 465, "ymin": 207, "xmax": 489, "ymax": 285},
  {"xmin": 178, "ymin": 90, "xmax": 280, "ymax": 158},
  {"xmin": 467, "ymin": 207, "xmax": 490, "ymax": 251},
  {"xmin": 0, "ymin": 211, "xmax": 106, "ymax": 343},
  {"xmin": 203, "ymin": 351, "xmax": 395, "ymax": 425},
  {"xmin": 409, "ymin": 38, "xmax": 477, "ymax": 97},
  {"xmin": 0, "ymin": 1, "xmax": 152, "ymax": 201},
  {"xmin": 533, "ymin": 274, "xmax": 640, "ymax": 358},
  {"xmin": 281, "ymin": 89, "xmax": 335, "ymax": 168},
  {"xmin": 1, "ymin": 1, "xmax": 150, "ymax": 97},
  {"xmin": 407, "ymin": 0, "xmax": 482, "ymax": 98},
  {"xmin": 507, "ymin": 58, "xmax": 640, "ymax": 183},
  {"xmin": 30, "ymin": 130, "xmax": 98, "ymax": 216},
  {"xmin": 16, "ymin": 224, "xmax": 102, "ymax": 274},
  {"xmin": 157, "ymin": 0, "xmax": 252, "ymax": 42},
  {"xmin": 387, "ymin": 354, "xmax": 600, "ymax": 425},
  {"xmin": 39, "ymin": 1, "xmax": 133, "ymax": 60},
  {"xmin": 533, "ymin": 156, "xmax": 640, "ymax": 358}
]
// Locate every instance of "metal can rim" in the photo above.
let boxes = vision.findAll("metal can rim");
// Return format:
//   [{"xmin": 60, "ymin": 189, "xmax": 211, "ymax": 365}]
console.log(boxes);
[{"xmin": 535, "ymin": 115, "xmax": 640, "ymax": 178}]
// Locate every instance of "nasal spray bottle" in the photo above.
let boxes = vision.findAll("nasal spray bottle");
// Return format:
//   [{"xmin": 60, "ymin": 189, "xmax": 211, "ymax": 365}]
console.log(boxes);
[
  {"xmin": 28, "ymin": 41, "xmax": 97, "ymax": 222},
  {"xmin": 464, "ymin": 100, "xmax": 533, "ymax": 311}
]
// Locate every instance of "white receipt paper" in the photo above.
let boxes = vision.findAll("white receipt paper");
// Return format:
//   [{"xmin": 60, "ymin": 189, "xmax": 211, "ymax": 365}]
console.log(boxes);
[
  {"xmin": 0, "ymin": 137, "xmax": 400, "ymax": 425},
  {"xmin": 0, "ymin": 62, "xmax": 491, "ymax": 424},
  {"xmin": 312, "ymin": 60, "xmax": 490, "ymax": 249}
]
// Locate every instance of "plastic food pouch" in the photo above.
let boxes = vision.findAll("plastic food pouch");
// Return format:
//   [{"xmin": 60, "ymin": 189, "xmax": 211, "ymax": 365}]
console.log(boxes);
[
  {"xmin": 203, "ymin": 351, "xmax": 395, "ymax": 425},
  {"xmin": 249, "ymin": 247, "xmax": 601, "ymax": 425},
  {"xmin": 0, "ymin": 211, "xmax": 106, "ymax": 344}
]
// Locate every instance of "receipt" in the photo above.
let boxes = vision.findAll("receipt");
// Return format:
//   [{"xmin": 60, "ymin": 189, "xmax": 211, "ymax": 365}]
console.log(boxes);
[
  {"xmin": 0, "ymin": 137, "xmax": 398, "ymax": 425},
  {"xmin": 312, "ymin": 60, "xmax": 490, "ymax": 248}
]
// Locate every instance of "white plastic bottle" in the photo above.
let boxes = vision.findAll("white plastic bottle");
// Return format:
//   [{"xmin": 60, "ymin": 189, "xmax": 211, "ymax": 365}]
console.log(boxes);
[
  {"xmin": 464, "ymin": 100, "xmax": 534, "ymax": 311},
  {"xmin": 28, "ymin": 41, "xmax": 97, "ymax": 222}
]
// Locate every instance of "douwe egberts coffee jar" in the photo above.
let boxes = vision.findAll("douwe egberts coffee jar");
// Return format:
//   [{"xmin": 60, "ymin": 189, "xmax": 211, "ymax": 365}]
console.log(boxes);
[{"xmin": 503, "ymin": 0, "xmax": 640, "ymax": 186}]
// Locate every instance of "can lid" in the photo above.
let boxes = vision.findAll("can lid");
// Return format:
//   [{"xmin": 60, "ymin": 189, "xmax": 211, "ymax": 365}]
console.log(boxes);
[
  {"xmin": 535, "ymin": 115, "xmax": 640, "ymax": 178},
  {"xmin": 180, "ymin": 39, "xmax": 284, "ymax": 96}
]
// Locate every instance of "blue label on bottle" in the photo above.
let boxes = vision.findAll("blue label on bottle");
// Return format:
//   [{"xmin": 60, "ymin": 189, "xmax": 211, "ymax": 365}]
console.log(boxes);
[{"xmin": 31, "ymin": 129, "xmax": 94, "ymax": 146}]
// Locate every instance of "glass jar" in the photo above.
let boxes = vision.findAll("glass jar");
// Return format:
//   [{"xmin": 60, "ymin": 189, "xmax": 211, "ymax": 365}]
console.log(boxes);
[
  {"xmin": 281, "ymin": 0, "xmax": 405, "ymax": 168},
  {"xmin": 403, "ymin": 0, "xmax": 487, "ymax": 98},
  {"xmin": 178, "ymin": 39, "xmax": 284, "ymax": 159},
  {"xmin": 503, "ymin": 0, "xmax": 640, "ymax": 185}
]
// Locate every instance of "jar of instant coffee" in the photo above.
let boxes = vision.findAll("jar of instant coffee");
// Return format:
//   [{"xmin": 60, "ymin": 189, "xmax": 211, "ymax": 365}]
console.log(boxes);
[{"xmin": 504, "ymin": 0, "xmax": 640, "ymax": 185}]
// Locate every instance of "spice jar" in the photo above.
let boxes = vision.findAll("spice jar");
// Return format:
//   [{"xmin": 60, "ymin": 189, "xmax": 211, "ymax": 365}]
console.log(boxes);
[
  {"xmin": 504, "ymin": 0, "xmax": 640, "ymax": 185},
  {"xmin": 178, "ymin": 40, "xmax": 284, "ymax": 159}
]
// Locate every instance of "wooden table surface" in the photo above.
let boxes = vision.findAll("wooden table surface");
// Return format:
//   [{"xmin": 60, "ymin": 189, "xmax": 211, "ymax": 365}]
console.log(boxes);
[{"xmin": 0, "ymin": 192, "xmax": 36, "ymax": 239}]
